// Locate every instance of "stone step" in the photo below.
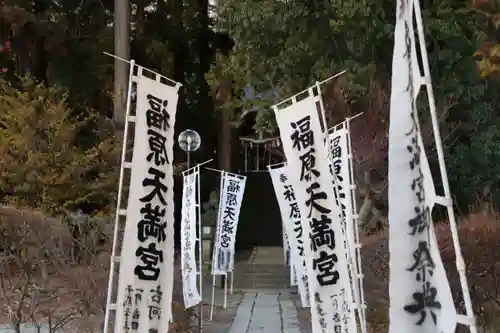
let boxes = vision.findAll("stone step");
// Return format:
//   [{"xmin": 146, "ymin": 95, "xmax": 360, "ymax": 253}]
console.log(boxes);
[
  {"xmin": 234, "ymin": 264, "xmax": 289, "ymax": 271},
  {"xmin": 234, "ymin": 283, "xmax": 291, "ymax": 289},
  {"xmin": 233, "ymin": 273, "xmax": 290, "ymax": 279},
  {"xmin": 233, "ymin": 279, "xmax": 291, "ymax": 287},
  {"xmin": 248, "ymin": 246, "xmax": 288, "ymax": 265},
  {"xmin": 233, "ymin": 278, "xmax": 292, "ymax": 285},
  {"xmin": 235, "ymin": 270, "xmax": 290, "ymax": 277},
  {"xmin": 232, "ymin": 273, "xmax": 293, "ymax": 289},
  {"xmin": 234, "ymin": 272, "xmax": 290, "ymax": 278}
]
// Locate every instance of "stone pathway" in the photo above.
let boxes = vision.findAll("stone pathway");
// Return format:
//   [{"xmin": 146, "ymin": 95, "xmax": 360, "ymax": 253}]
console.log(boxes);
[
  {"xmin": 227, "ymin": 290, "xmax": 301, "ymax": 333},
  {"xmin": 202, "ymin": 247, "xmax": 304, "ymax": 333},
  {"xmin": 201, "ymin": 286, "xmax": 244, "ymax": 333}
]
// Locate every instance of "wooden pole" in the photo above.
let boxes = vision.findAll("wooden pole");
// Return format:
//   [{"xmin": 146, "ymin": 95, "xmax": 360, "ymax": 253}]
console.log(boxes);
[{"xmin": 113, "ymin": 0, "xmax": 130, "ymax": 138}]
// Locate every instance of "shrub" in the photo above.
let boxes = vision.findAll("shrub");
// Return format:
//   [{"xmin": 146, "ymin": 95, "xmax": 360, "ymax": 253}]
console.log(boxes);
[
  {"xmin": 439, "ymin": 210, "xmax": 500, "ymax": 331},
  {"xmin": 0, "ymin": 206, "xmax": 107, "ymax": 333},
  {"xmin": 361, "ymin": 207, "xmax": 500, "ymax": 332},
  {"xmin": 0, "ymin": 76, "xmax": 120, "ymax": 214},
  {"xmin": 0, "ymin": 206, "xmax": 197, "ymax": 332}
]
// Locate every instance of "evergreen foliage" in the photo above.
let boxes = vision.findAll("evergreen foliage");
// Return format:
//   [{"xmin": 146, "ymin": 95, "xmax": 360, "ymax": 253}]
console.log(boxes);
[{"xmin": 0, "ymin": 76, "xmax": 120, "ymax": 214}]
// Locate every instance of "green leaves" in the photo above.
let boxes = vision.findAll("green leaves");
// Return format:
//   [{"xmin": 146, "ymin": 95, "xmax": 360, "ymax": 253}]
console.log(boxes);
[
  {"xmin": 209, "ymin": 0, "xmax": 500, "ymax": 207},
  {"xmin": 0, "ymin": 76, "xmax": 120, "ymax": 214}
]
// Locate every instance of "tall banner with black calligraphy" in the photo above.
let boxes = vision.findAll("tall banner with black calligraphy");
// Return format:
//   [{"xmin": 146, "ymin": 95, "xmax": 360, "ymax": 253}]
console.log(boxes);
[
  {"xmin": 328, "ymin": 128, "xmax": 355, "ymax": 269},
  {"xmin": 268, "ymin": 165, "xmax": 310, "ymax": 307},
  {"xmin": 114, "ymin": 72, "xmax": 178, "ymax": 333},
  {"xmin": 212, "ymin": 172, "xmax": 246, "ymax": 275},
  {"xmin": 181, "ymin": 169, "xmax": 201, "ymax": 308},
  {"xmin": 283, "ymin": 226, "xmax": 290, "ymax": 266},
  {"xmin": 388, "ymin": 0, "xmax": 456, "ymax": 332},
  {"xmin": 328, "ymin": 125, "xmax": 366, "ymax": 331},
  {"xmin": 273, "ymin": 92, "xmax": 355, "ymax": 333}
]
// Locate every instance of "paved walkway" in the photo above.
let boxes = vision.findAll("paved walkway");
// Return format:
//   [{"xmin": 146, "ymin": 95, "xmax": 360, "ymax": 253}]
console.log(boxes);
[
  {"xmin": 202, "ymin": 287, "xmax": 244, "ymax": 333},
  {"xmin": 203, "ymin": 247, "xmax": 304, "ymax": 333},
  {"xmin": 228, "ymin": 247, "xmax": 302, "ymax": 333},
  {"xmin": 227, "ymin": 290, "xmax": 301, "ymax": 333}
]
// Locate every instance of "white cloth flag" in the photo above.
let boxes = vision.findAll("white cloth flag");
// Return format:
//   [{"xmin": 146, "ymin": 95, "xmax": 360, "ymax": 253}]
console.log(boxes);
[
  {"xmin": 282, "ymin": 225, "xmax": 297, "ymax": 286},
  {"xmin": 388, "ymin": 0, "xmax": 457, "ymax": 332},
  {"xmin": 328, "ymin": 129, "xmax": 355, "ymax": 266},
  {"xmin": 268, "ymin": 166, "xmax": 310, "ymax": 307},
  {"xmin": 274, "ymin": 93, "xmax": 354, "ymax": 333},
  {"xmin": 328, "ymin": 127, "xmax": 362, "ymax": 332},
  {"xmin": 212, "ymin": 172, "xmax": 246, "ymax": 275},
  {"xmin": 180, "ymin": 170, "xmax": 201, "ymax": 308},
  {"xmin": 114, "ymin": 72, "xmax": 178, "ymax": 333},
  {"xmin": 283, "ymin": 226, "xmax": 290, "ymax": 265},
  {"xmin": 290, "ymin": 251, "xmax": 298, "ymax": 287}
]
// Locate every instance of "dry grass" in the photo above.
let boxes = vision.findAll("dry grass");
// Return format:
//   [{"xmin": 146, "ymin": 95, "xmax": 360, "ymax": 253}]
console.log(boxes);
[{"xmin": 0, "ymin": 206, "xmax": 195, "ymax": 333}]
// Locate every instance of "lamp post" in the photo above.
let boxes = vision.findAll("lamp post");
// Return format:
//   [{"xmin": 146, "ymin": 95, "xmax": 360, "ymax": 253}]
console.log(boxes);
[
  {"xmin": 178, "ymin": 129, "xmax": 201, "ymax": 169},
  {"xmin": 177, "ymin": 129, "xmax": 203, "ymax": 332}
]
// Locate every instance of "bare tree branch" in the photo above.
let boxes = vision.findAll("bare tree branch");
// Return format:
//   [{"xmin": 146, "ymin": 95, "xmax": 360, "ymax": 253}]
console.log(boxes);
[{"xmin": 0, "ymin": 207, "xmax": 109, "ymax": 333}]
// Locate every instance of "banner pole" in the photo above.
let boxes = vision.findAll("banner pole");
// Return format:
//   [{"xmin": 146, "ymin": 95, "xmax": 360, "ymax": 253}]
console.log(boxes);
[
  {"xmin": 413, "ymin": 0, "xmax": 476, "ymax": 331},
  {"xmin": 314, "ymin": 82, "xmax": 330, "ymax": 138},
  {"xmin": 327, "ymin": 112, "xmax": 365, "ymax": 134},
  {"xmin": 196, "ymin": 165, "xmax": 204, "ymax": 332},
  {"xmin": 230, "ymin": 271, "xmax": 234, "ymax": 295},
  {"xmin": 209, "ymin": 275, "xmax": 216, "ymax": 321},
  {"xmin": 103, "ymin": 59, "xmax": 135, "ymax": 333},
  {"xmin": 266, "ymin": 161, "xmax": 286, "ymax": 169},
  {"xmin": 273, "ymin": 70, "xmax": 347, "ymax": 109},
  {"xmin": 183, "ymin": 158, "xmax": 214, "ymax": 175},
  {"xmin": 103, "ymin": 52, "xmax": 182, "ymax": 88},
  {"xmin": 345, "ymin": 118, "xmax": 368, "ymax": 333},
  {"xmin": 223, "ymin": 273, "xmax": 228, "ymax": 308},
  {"xmin": 204, "ymin": 167, "xmax": 223, "ymax": 173}
]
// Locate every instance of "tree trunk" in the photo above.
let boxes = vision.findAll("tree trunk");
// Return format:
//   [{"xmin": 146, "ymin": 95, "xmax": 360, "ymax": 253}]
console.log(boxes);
[
  {"xmin": 33, "ymin": 0, "xmax": 49, "ymax": 85},
  {"xmin": 113, "ymin": 0, "xmax": 130, "ymax": 138},
  {"xmin": 218, "ymin": 109, "xmax": 232, "ymax": 171},
  {"xmin": 170, "ymin": 0, "xmax": 186, "ymax": 85},
  {"xmin": 196, "ymin": 0, "xmax": 216, "ymax": 161}
]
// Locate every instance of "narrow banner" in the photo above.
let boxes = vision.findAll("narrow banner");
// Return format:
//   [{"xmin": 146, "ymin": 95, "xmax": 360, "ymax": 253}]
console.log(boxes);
[
  {"xmin": 212, "ymin": 172, "xmax": 246, "ymax": 275},
  {"xmin": 181, "ymin": 169, "xmax": 201, "ymax": 308},
  {"xmin": 273, "ymin": 93, "xmax": 354, "ymax": 333},
  {"xmin": 420, "ymin": 134, "xmax": 457, "ymax": 333},
  {"xmin": 283, "ymin": 226, "xmax": 290, "ymax": 266},
  {"xmin": 114, "ymin": 73, "xmax": 178, "ymax": 333},
  {"xmin": 328, "ymin": 126, "xmax": 361, "ymax": 333},
  {"xmin": 268, "ymin": 166, "xmax": 310, "ymax": 307},
  {"xmin": 388, "ymin": 0, "xmax": 456, "ymax": 331},
  {"xmin": 328, "ymin": 128, "xmax": 355, "ymax": 266},
  {"xmin": 290, "ymin": 251, "xmax": 298, "ymax": 287}
]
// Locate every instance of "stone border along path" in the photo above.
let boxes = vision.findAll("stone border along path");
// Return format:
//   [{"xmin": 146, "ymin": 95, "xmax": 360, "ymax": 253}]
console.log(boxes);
[
  {"xmin": 227, "ymin": 290, "xmax": 301, "ymax": 333},
  {"xmin": 200, "ymin": 286, "xmax": 245, "ymax": 333}
]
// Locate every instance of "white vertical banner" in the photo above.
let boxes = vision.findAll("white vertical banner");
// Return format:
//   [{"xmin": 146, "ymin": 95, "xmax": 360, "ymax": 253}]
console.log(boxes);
[
  {"xmin": 181, "ymin": 169, "xmax": 202, "ymax": 308},
  {"xmin": 282, "ymin": 227, "xmax": 290, "ymax": 265},
  {"xmin": 290, "ymin": 252, "xmax": 298, "ymax": 286},
  {"xmin": 388, "ymin": 0, "xmax": 457, "ymax": 332},
  {"xmin": 268, "ymin": 166, "xmax": 310, "ymax": 307},
  {"xmin": 212, "ymin": 172, "xmax": 246, "ymax": 275},
  {"xmin": 114, "ymin": 71, "xmax": 179, "ymax": 333},
  {"xmin": 273, "ymin": 92, "xmax": 353, "ymax": 333},
  {"xmin": 328, "ymin": 128, "xmax": 355, "ymax": 265},
  {"xmin": 328, "ymin": 125, "xmax": 365, "ymax": 332}
]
